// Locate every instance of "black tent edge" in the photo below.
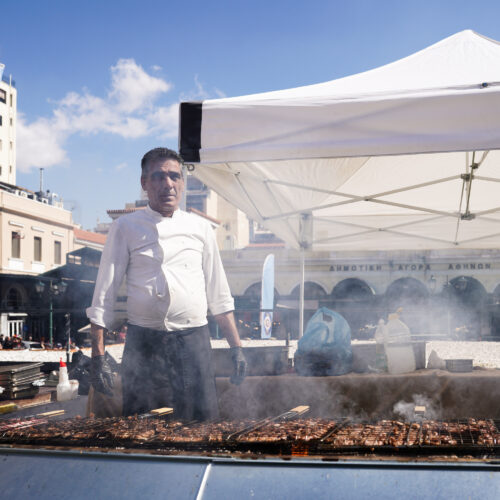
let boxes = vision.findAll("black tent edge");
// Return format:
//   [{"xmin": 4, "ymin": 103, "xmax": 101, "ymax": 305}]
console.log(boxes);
[{"xmin": 179, "ymin": 101, "xmax": 202, "ymax": 163}]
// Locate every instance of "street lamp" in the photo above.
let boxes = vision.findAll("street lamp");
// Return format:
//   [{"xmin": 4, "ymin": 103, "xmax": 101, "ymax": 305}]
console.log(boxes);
[{"xmin": 35, "ymin": 279, "xmax": 68, "ymax": 348}]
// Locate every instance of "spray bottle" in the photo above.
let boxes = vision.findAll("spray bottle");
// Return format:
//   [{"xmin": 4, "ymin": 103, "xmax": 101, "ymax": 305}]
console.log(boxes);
[{"xmin": 57, "ymin": 358, "xmax": 72, "ymax": 402}]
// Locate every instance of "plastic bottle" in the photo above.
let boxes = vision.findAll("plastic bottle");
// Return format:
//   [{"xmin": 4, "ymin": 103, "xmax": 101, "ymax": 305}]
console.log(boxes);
[
  {"xmin": 384, "ymin": 309, "xmax": 416, "ymax": 374},
  {"xmin": 57, "ymin": 358, "xmax": 72, "ymax": 402},
  {"xmin": 374, "ymin": 319, "xmax": 388, "ymax": 371}
]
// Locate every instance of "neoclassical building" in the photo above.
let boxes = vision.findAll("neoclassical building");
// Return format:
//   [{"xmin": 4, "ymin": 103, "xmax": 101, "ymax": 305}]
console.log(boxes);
[{"xmin": 221, "ymin": 247, "xmax": 500, "ymax": 340}]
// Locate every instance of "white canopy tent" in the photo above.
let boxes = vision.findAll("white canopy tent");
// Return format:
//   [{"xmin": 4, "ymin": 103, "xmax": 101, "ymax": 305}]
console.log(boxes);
[{"xmin": 178, "ymin": 30, "xmax": 500, "ymax": 334}]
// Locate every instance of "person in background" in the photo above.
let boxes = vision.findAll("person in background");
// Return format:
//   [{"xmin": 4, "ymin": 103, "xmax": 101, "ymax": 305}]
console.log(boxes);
[{"xmin": 87, "ymin": 147, "xmax": 247, "ymax": 420}]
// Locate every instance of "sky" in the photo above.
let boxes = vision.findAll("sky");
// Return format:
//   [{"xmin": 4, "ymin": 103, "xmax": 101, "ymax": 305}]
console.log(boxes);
[{"xmin": 2, "ymin": 0, "xmax": 500, "ymax": 230}]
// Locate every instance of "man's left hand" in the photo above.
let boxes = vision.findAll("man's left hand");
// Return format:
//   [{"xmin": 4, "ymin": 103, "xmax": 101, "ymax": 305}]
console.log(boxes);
[{"xmin": 230, "ymin": 346, "xmax": 247, "ymax": 385}]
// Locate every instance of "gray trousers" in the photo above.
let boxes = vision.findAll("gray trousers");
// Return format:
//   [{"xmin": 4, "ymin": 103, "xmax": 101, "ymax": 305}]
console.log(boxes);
[{"xmin": 121, "ymin": 323, "xmax": 219, "ymax": 421}]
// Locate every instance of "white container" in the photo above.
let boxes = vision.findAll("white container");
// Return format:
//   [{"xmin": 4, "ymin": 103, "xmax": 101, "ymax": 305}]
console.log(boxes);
[
  {"xmin": 384, "ymin": 314, "xmax": 416, "ymax": 374},
  {"xmin": 57, "ymin": 382, "xmax": 73, "ymax": 402},
  {"xmin": 374, "ymin": 319, "xmax": 388, "ymax": 371},
  {"xmin": 69, "ymin": 380, "xmax": 79, "ymax": 399},
  {"xmin": 57, "ymin": 358, "xmax": 72, "ymax": 402}
]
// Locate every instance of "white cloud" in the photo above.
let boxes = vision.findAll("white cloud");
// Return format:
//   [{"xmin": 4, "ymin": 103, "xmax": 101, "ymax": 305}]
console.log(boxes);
[
  {"xmin": 148, "ymin": 103, "xmax": 179, "ymax": 139},
  {"xmin": 151, "ymin": 65, "xmax": 162, "ymax": 72},
  {"xmin": 16, "ymin": 113, "xmax": 68, "ymax": 172},
  {"xmin": 214, "ymin": 88, "xmax": 227, "ymax": 99},
  {"xmin": 114, "ymin": 162, "xmax": 127, "ymax": 171},
  {"xmin": 109, "ymin": 58, "xmax": 171, "ymax": 113},
  {"xmin": 16, "ymin": 65, "xmax": 223, "ymax": 172},
  {"xmin": 179, "ymin": 74, "xmax": 210, "ymax": 101},
  {"xmin": 17, "ymin": 59, "xmax": 174, "ymax": 172}
]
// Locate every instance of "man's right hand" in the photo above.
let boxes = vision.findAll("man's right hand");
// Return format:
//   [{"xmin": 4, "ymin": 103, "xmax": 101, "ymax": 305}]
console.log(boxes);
[{"xmin": 90, "ymin": 355, "xmax": 115, "ymax": 397}]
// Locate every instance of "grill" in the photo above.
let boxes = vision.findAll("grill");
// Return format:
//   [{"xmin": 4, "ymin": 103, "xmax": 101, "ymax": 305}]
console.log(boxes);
[
  {"xmin": 2, "ymin": 412, "xmax": 500, "ymax": 499},
  {"xmin": 1, "ymin": 414, "xmax": 499, "ymax": 459}
]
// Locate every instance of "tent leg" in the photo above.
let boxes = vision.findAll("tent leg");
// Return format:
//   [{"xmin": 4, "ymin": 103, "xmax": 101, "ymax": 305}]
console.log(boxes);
[{"xmin": 299, "ymin": 249, "xmax": 305, "ymax": 338}]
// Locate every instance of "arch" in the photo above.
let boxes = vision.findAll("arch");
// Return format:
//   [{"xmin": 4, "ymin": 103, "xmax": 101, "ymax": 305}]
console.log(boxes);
[
  {"xmin": 290, "ymin": 281, "xmax": 327, "ymax": 299},
  {"xmin": 331, "ymin": 278, "xmax": 375, "ymax": 301},
  {"xmin": 243, "ymin": 282, "xmax": 280, "ymax": 302},
  {"xmin": 448, "ymin": 276, "xmax": 487, "ymax": 305},
  {"xmin": 385, "ymin": 277, "xmax": 429, "ymax": 303},
  {"xmin": 243, "ymin": 282, "xmax": 261, "ymax": 301},
  {"xmin": 4, "ymin": 284, "xmax": 27, "ymax": 309}
]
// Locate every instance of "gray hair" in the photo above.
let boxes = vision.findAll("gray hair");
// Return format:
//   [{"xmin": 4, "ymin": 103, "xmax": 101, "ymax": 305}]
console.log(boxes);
[{"xmin": 141, "ymin": 148, "xmax": 184, "ymax": 175}]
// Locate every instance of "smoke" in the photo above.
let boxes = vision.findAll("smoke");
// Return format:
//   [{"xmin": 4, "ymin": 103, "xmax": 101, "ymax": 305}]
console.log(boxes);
[{"xmin": 393, "ymin": 394, "xmax": 440, "ymax": 420}]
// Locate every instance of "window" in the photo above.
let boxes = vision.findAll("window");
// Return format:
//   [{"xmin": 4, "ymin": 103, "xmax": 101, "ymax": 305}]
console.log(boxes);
[
  {"xmin": 0, "ymin": 139, "xmax": 2, "ymax": 150},
  {"xmin": 54, "ymin": 241, "xmax": 61, "ymax": 264},
  {"xmin": 6, "ymin": 287, "xmax": 22, "ymax": 308},
  {"xmin": 0, "ymin": 115, "xmax": 2, "ymax": 126},
  {"xmin": 0, "ymin": 89, "xmax": 5, "ymax": 103},
  {"xmin": 9, "ymin": 165, "xmax": 12, "ymax": 174},
  {"xmin": 10, "ymin": 141, "xmax": 13, "ymax": 150},
  {"xmin": 34, "ymin": 236, "xmax": 42, "ymax": 262},
  {"xmin": 9, "ymin": 117, "xmax": 12, "ymax": 126},
  {"xmin": 11, "ymin": 232, "xmax": 21, "ymax": 258},
  {"xmin": 10, "ymin": 93, "xmax": 13, "ymax": 107}
]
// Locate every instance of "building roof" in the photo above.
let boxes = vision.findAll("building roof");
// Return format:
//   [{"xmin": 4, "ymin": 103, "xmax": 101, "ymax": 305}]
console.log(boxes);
[
  {"xmin": 107, "ymin": 207, "xmax": 146, "ymax": 216},
  {"xmin": 74, "ymin": 227, "xmax": 107, "ymax": 245}
]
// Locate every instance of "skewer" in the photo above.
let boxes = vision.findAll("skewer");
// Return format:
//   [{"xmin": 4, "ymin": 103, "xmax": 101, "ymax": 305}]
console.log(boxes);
[{"xmin": 319, "ymin": 417, "xmax": 350, "ymax": 442}]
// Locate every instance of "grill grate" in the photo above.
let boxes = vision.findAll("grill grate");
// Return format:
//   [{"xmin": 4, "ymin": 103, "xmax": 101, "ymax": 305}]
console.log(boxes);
[{"xmin": 0, "ymin": 416, "xmax": 499, "ymax": 457}]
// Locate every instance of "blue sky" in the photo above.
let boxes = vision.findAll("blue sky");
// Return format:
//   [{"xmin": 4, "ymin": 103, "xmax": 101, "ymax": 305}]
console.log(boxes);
[{"xmin": 2, "ymin": 0, "xmax": 500, "ymax": 230}]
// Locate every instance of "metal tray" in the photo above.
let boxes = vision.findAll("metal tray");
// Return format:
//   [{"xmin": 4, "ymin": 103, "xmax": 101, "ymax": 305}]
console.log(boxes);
[{"xmin": 0, "ymin": 363, "xmax": 44, "ymax": 376}]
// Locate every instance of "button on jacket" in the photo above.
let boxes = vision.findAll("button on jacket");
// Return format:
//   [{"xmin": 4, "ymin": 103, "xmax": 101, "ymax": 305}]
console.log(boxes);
[{"xmin": 86, "ymin": 205, "xmax": 234, "ymax": 331}]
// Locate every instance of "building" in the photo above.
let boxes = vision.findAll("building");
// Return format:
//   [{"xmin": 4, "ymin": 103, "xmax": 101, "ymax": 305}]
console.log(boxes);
[
  {"xmin": 0, "ymin": 63, "xmax": 16, "ymax": 186},
  {"xmin": 0, "ymin": 182, "xmax": 106, "ymax": 341},
  {"xmin": 0, "ymin": 185, "xmax": 74, "ymax": 276},
  {"xmin": 222, "ymin": 246, "xmax": 500, "ymax": 341}
]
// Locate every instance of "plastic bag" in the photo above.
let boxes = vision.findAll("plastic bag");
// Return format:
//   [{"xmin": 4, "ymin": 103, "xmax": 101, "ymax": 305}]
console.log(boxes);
[{"xmin": 294, "ymin": 307, "xmax": 352, "ymax": 376}]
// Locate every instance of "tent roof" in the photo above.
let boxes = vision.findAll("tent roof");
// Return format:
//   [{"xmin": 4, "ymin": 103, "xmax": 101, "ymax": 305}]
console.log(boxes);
[
  {"xmin": 216, "ymin": 30, "xmax": 500, "ymax": 102},
  {"xmin": 179, "ymin": 30, "xmax": 500, "ymax": 251}
]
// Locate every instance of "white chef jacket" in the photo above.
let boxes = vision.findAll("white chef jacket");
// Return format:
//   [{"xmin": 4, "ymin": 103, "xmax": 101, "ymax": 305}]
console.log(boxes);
[{"xmin": 86, "ymin": 205, "xmax": 234, "ymax": 331}]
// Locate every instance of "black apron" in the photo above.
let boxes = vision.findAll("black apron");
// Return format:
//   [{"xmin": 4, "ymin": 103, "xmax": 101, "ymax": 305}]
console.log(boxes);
[{"xmin": 121, "ymin": 324, "xmax": 219, "ymax": 420}]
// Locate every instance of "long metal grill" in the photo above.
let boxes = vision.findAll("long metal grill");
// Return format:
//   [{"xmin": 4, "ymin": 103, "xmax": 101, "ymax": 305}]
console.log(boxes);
[{"xmin": 1, "ymin": 416, "xmax": 499, "ymax": 457}]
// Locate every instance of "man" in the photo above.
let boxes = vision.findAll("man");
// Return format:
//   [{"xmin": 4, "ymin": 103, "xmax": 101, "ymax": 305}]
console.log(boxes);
[{"xmin": 86, "ymin": 147, "xmax": 247, "ymax": 419}]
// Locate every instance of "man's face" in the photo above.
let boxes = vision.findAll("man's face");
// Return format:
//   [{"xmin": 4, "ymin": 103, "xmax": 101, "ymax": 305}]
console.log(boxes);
[{"xmin": 141, "ymin": 159, "xmax": 184, "ymax": 216}]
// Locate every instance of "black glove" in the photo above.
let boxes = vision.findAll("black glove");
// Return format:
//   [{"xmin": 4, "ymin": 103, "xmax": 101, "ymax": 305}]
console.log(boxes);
[
  {"xmin": 230, "ymin": 346, "xmax": 247, "ymax": 385},
  {"xmin": 90, "ymin": 355, "xmax": 115, "ymax": 397}
]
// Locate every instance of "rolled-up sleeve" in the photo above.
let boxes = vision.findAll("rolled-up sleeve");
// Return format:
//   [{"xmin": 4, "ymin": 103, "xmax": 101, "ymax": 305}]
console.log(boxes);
[
  {"xmin": 86, "ymin": 220, "xmax": 129, "ymax": 330},
  {"xmin": 202, "ymin": 224, "xmax": 234, "ymax": 316}
]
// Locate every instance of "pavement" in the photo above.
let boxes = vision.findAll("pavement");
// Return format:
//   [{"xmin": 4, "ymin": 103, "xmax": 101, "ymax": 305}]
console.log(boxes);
[{"xmin": 2, "ymin": 338, "xmax": 500, "ymax": 367}]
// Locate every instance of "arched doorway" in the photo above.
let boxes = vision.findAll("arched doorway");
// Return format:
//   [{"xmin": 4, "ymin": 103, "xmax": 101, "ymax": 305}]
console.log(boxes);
[
  {"xmin": 385, "ymin": 277, "xmax": 429, "ymax": 334},
  {"xmin": 490, "ymin": 284, "xmax": 500, "ymax": 338},
  {"xmin": 445, "ymin": 276, "xmax": 487, "ymax": 339},
  {"xmin": 332, "ymin": 278, "xmax": 374, "ymax": 301},
  {"xmin": 385, "ymin": 277, "xmax": 429, "ymax": 304},
  {"xmin": 290, "ymin": 282, "xmax": 327, "ymax": 300},
  {"xmin": 288, "ymin": 282, "xmax": 328, "ymax": 334},
  {"xmin": 331, "ymin": 278, "xmax": 376, "ymax": 339},
  {"xmin": 235, "ymin": 282, "xmax": 281, "ymax": 339}
]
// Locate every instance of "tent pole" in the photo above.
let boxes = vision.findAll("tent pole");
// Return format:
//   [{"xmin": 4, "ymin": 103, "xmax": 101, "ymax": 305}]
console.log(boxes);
[{"xmin": 299, "ymin": 248, "xmax": 305, "ymax": 338}]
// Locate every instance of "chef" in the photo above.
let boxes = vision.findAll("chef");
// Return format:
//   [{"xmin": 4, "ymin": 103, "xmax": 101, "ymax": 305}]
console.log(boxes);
[{"xmin": 86, "ymin": 147, "xmax": 247, "ymax": 420}]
